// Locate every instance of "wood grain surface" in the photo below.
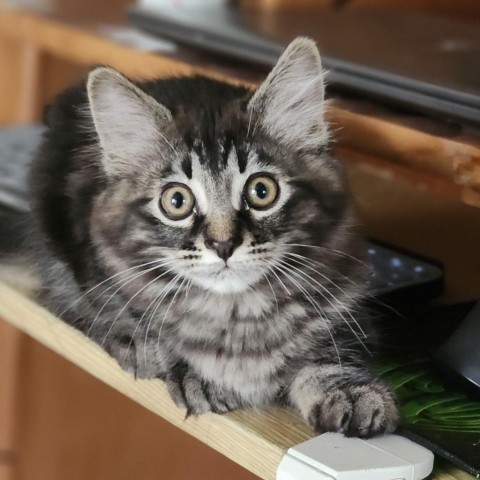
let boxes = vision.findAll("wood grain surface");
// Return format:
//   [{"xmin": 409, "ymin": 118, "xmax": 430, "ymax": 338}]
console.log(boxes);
[{"xmin": 12, "ymin": 331, "xmax": 256, "ymax": 480}]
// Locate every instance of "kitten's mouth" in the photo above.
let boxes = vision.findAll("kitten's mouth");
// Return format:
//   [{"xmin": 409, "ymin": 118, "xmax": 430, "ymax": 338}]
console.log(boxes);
[
  {"xmin": 188, "ymin": 260, "xmax": 264, "ymax": 294},
  {"xmin": 214, "ymin": 263, "xmax": 236, "ymax": 277},
  {"xmin": 217, "ymin": 267, "xmax": 229, "ymax": 277}
]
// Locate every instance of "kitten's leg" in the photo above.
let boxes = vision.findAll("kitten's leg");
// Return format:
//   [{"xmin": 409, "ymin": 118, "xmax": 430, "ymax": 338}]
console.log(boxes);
[
  {"xmin": 165, "ymin": 361, "xmax": 242, "ymax": 415},
  {"xmin": 102, "ymin": 332, "xmax": 171, "ymax": 379},
  {"xmin": 288, "ymin": 364, "xmax": 399, "ymax": 437},
  {"xmin": 65, "ymin": 302, "xmax": 172, "ymax": 379}
]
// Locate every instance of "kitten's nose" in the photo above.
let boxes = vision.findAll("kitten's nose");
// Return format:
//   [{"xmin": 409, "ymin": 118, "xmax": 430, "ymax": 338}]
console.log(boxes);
[{"xmin": 205, "ymin": 239, "xmax": 236, "ymax": 262}]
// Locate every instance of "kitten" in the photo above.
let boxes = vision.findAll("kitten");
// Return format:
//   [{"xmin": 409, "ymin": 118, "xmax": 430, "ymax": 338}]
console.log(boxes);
[{"xmin": 28, "ymin": 37, "xmax": 399, "ymax": 436}]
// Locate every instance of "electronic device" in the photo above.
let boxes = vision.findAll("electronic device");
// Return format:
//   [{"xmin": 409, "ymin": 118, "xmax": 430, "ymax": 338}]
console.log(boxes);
[
  {"xmin": 366, "ymin": 242, "xmax": 443, "ymax": 300},
  {"xmin": 276, "ymin": 432, "xmax": 434, "ymax": 480},
  {"xmin": 129, "ymin": 4, "xmax": 480, "ymax": 126},
  {"xmin": 435, "ymin": 300, "xmax": 480, "ymax": 399},
  {"xmin": 0, "ymin": 125, "xmax": 44, "ymax": 213}
]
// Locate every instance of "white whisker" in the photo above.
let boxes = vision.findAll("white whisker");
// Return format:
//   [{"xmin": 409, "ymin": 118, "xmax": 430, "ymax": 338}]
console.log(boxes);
[
  {"xmin": 120, "ymin": 270, "xmax": 180, "ymax": 365},
  {"xmin": 276, "ymin": 258, "xmax": 370, "ymax": 354},
  {"xmin": 283, "ymin": 253, "xmax": 367, "ymax": 337},
  {"xmin": 156, "ymin": 275, "xmax": 189, "ymax": 349},
  {"xmin": 284, "ymin": 243, "xmax": 371, "ymax": 271},
  {"xmin": 263, "ymin": 271, "xmax": 279, "ymax": 317},
  {"xmin": 99, "ymin": 266, "xmax": 176, "ymax": 347},
  {"xmin": 59, "ymin": 258, "xmax": 174, "ymax": 318},
  {"xmin": 142, "ymin": 273, "xmax": 182, "ymax": 367},
  {"xmin": 86, "ymin": 261, "xmax": 175, "ymax": 338},
  {"xmin": 272, "ymin": 262, "xmax": 341, "ymax": 365},
  {"xmin": 267, "ymin": 266, "xmax": 291, "ymax": 296}
]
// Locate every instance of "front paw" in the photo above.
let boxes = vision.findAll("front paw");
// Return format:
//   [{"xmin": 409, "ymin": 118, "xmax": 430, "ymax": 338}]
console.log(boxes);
[
  {"xmin": 290, "ymin": 365, "xmax": 400, "ymax": 437},
  {"xmin": 308, "ymin": 383, "xmax": 399, "ymax": 437},
  {"xmin": 165, "ymin": 362, "xmax": 240, "ymax": 416}
]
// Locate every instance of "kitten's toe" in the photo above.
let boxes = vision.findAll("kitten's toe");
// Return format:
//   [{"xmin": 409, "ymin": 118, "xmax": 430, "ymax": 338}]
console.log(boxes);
[
  {"xmin": 165, "ymin": 361, "xmax": 189, "ymax": 409},
  {"xmin": 165, "ymin": 363, "xmax": 212, "ymax": 414},
  {"xmin": 165, "ymin": 376, "xmax": 187, "ymax": 409},
  {"xmin": 165, "ymin": 362, "xmax": 240, "ymax": 415},
  {"xmin": 182, "ymin": 374, "xmax": 238, "ymax": 415},
  {"xmin": 204, "ymin": 385, "xmax": 240, "ymax": 414},
  {"xmin": 346, "ymin": 385, "xmax": 400, "ymax": 438},
  {"xmin": 105, "ymin": 335, "xmax": 137, "ymax": 376},
  {"xmin": 182, "ymin": 371, "xmax": 212, "ymax": 415},
  {"xmin": 306, "ymin": 384, "xmax": 399, "ymax": 436},
  {"xmin": 308, "ymin": 390, "xmax": 353, "ymax": 433}
]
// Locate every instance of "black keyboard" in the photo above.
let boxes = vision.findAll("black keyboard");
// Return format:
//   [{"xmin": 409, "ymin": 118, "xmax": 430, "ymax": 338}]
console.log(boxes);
[{"xmin": 0, "ymin": 125, "xmax": 44, "ymax": 213}]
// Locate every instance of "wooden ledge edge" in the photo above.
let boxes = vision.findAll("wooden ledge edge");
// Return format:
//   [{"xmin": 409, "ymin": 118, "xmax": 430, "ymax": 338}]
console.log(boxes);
[
  {"xmin": 0, "ymin": 280, "xmax": 313, "ymax": 480},
  {"xmin": 0, "ymin": 280, "xmax": 473, "ymax": 479}
]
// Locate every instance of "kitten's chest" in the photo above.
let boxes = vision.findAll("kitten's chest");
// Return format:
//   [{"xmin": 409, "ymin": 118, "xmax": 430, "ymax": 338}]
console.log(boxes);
[{"xmin": 171, "ymin": 292, "xmax": 307, "ymax": 401}]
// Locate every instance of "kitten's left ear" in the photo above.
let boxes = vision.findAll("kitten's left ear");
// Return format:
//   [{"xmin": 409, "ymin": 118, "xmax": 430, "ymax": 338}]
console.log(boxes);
[
  {"xmin": 247, "ymin": 37, "xmax": 329, "ymax": 150},
  {"xmin": 87, "ymin": 67, "xmax": 173, "ymax": 176}
]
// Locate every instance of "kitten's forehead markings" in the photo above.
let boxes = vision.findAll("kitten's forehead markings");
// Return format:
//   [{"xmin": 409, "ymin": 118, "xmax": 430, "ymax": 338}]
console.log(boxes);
[
  {"xmin": 217, "ymin": 138, "xmax": 225, "ymax": 155},
  {"xmin": 193, "ymin": 138, "xmax": 207, "ymax": 161},
  {"xmin": 230, "ymin": 148, "xmax": 255, "ymax": 210},
  {"xmin": 224, "ymin": 146, "xmax": 244, "ymax": 211},
  {"xmin": 225, "ymin": 143, "xmax": 240, "ymax": 172},
  {"xmin": 242, "ymin": 149, "xmax": 277, "ymax": 178},
  {"xmin": 194, "ymin": 149, "xmax": 239, "ymax": 242},
  {"xmin": 244, "ymin": 149, "xmax": 280, "ymax": 176},
  {"xmin": 190, "ymin": 151, "xmax": 216, "ymax": 215}
]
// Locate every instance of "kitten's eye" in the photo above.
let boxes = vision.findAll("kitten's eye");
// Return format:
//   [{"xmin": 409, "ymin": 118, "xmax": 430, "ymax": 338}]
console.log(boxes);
[
  {"xmin": 160, "ymin": 183, "xmax": 195, "ymax": 220},
  {"xmin": 244, "ymin": 174, "xmax": 279, "ymax": 210}
]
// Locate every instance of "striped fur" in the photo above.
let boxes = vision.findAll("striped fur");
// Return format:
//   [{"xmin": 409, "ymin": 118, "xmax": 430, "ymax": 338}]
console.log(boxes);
[{"xmin": 28, "ymin": 38, "xmax": 399, "ymax": 436}]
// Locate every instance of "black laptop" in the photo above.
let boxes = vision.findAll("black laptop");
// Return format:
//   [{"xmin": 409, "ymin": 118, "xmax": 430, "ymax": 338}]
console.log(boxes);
[{"xmin": 129, "ymin": 4, "xmax": 480, "ymax": 127}]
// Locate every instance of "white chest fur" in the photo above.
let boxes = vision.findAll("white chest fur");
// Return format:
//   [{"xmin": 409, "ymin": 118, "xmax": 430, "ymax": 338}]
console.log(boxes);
[
  {"xmin": 172, "ymin": 289, "xmax": 305, "ymax": 405},
  {"xmin": 173, "ymin": 288, "xmax": 299, "ymax": 403}
]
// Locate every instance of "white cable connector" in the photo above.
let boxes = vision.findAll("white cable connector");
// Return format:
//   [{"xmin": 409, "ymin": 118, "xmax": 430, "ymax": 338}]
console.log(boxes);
[{"xmin": 277, "ymin": 433, "xmax": 434, "ymax": 480}]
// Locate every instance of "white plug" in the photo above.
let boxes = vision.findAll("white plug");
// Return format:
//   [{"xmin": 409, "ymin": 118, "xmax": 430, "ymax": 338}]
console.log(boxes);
[{"xmin": 277, "ymin": 433, "xmax": 434, "ymax": 480}]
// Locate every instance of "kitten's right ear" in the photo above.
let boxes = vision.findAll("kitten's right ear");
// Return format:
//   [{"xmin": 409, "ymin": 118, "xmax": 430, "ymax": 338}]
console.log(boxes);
[{"xmin": 87, "ymin": 67, "xmax": 173, "ymax": 176}]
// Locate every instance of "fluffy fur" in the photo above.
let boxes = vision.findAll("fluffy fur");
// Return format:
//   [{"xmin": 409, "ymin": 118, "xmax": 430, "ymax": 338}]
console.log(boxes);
[{"xmin": 28, "ymin": 37, "xmax": 399, "ymax": 436}]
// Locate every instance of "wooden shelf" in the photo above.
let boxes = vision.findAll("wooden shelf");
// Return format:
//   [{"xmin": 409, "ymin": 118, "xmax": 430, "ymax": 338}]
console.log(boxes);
[
  {"xmin": 0, "ymin": 280, "xmax": 475, "ymax": 480},
  {"xmin": 0, "ymin": 281, "xmax": 308, "ymax": 480}
]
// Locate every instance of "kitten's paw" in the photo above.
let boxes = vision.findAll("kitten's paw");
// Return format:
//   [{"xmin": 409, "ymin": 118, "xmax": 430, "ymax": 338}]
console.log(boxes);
[
  {"xmin": 165, "ymin": 362, "xmax": 240, "ymax": 415},
  {"xmin": 290, "ymin": 365, "xmax": 400, "ymax": 437},
  {"xmin": 345, "ymin": 384, "xmax": 399, "ymax": 437},
  {"xmin": 307, "ymin": 389, "xmax": 353, "ymax": 433},
  {"xmin": 307, "ymin": 383, "xmax": 399, "ymax": 437}
]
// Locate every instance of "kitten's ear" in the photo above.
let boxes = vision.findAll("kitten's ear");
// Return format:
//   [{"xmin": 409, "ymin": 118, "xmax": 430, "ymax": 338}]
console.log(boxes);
[
  {"xmin": 87, "ymin": 67, "xmax": 173, "ymax": 176},
  {"xmin": 247, "ymin": 37, "xmax": 329, "ymax": 150}
]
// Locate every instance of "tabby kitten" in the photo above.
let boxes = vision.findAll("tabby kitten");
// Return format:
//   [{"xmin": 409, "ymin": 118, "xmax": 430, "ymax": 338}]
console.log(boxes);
[{"xmin": 29, "ymin": 37, "xmax": 399, "ymax": 436}]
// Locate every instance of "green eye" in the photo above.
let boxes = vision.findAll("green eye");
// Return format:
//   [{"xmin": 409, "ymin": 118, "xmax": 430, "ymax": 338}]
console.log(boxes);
[
  {"xmin": 160, "ymin": 183, "xmax": 195, "ymax": 220},
  {"xmin": 245, "ymin": 174, "xmax": 279, "ymax": 210}
]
